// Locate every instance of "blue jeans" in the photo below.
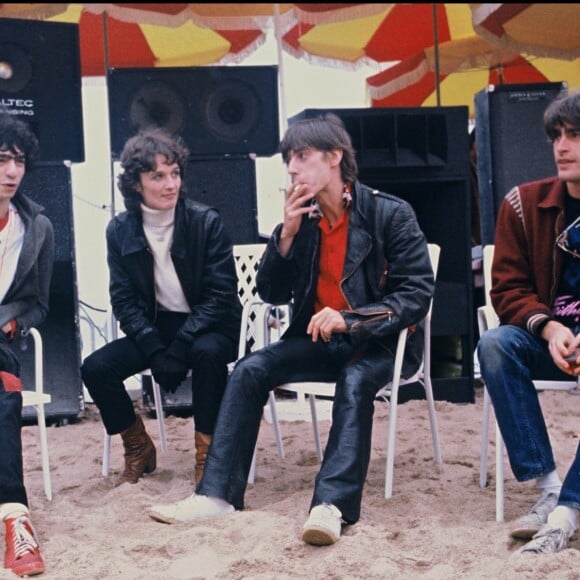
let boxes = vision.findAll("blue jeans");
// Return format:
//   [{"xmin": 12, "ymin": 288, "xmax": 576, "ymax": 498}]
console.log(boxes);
[
  {"xmin": 477, "ymin": 325, "xmax": 577, "ymax": 498},
  {"xmin": 559, "ymin": 441, "xmax": 580, "ymax": 511},
  {"xmin": 197, "ymin": 335, "xmax": 395, "ymax": 524},
  {"xmin": 0, "ymin": 335, "xmax": 27, "ymax": 507}
]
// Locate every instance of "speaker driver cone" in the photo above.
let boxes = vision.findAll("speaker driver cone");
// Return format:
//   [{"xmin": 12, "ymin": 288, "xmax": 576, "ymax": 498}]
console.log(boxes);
[
  {"xmin": 202, "ymin": 80, "xmax": 260, "ymax": 143},
  {"xmin": 0, "ymin": 44, "xmax": 32, "ymax": 93},
  {"xmin": 129, "ymin": 81, "xmax": 187, "ymax": 135}
]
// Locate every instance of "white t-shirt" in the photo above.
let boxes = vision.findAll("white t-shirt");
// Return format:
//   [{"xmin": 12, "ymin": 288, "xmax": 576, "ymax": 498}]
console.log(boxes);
[{"xmin": 0, "ymin": 203, "xmax": 25, "ymax": 303}]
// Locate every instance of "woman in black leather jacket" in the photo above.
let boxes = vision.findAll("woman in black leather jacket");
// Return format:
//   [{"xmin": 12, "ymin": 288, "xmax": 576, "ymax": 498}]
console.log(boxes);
[{"xmin": 82, "ymin": 130, "xmax": 241, "ymax": 486}]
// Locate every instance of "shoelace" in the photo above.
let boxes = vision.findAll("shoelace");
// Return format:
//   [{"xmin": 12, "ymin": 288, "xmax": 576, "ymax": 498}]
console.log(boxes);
[
  {"xmin": 524, "ymin": 529, "xmax": 563, "ymax": 553},
  {"xmin": 11, "ymin": 517, "xmax": 39, "ymax": 559}
]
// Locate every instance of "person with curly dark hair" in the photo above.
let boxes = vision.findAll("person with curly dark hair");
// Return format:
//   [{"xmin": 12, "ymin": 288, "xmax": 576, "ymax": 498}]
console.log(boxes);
[
  {"xmin": 0, "ymin": 111, "xmax": 54, "ymax": 576},
  {"xmin": 81, "ymin": 129, "xmax": 241, "ymax": 488}
]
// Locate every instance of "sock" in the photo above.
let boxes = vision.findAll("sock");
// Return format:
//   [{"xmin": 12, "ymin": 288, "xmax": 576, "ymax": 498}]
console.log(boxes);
[
  {"xmin": 547, "ymin": 505, "xmax": 579, "ymax": 535},
  {"xmin": 536, "ymin": 470, "xmax": 562, "ymax": 496},
  {"xmin": 0, "ymin": 502, "xmax": 28, "ymax": 521}
]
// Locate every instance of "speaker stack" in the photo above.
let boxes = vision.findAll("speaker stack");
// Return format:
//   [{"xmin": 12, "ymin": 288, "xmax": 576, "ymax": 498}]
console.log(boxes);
[
  {"xmin": 475, "ymin": 82, "xmax": 566, "ymax": 245},
  {"xmin": 0, "ymin": 18, "xmax": 85, "ymax": 163},
  {"xmin": 107, "ymin": 65, "xmax": 280, "ymax": 413},
  {"xmin": 107, "ymin": 65, "xmax": 280, "ymax": 249},
  {"xmin": 0, "ymin": 18, "xmax": 85, "ymax": 423},
  {"xmin": 292, "ymin": 107, "xmax": 474, "ymax": 404}
]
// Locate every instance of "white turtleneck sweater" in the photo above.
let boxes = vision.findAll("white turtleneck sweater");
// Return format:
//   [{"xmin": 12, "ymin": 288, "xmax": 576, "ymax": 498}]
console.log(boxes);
[{"xmin": 141, "ymin": 203, "xmax": 191, "ymax": 313}]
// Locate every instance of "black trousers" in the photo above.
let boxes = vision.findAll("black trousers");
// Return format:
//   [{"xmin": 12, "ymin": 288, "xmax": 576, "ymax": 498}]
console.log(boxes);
[
  {"xmin": 197, "ymin": 335, "xmax": 394, "ymax": 524},
  {"xmin": 0, "ymin": 334, "xmax": 28, "ymax": 506},
  {"xmin": 81, "ymin": 312, "xmax": 237, "ymax": 435}
]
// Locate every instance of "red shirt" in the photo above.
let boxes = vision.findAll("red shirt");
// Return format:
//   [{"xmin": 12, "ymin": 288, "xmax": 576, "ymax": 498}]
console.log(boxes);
[{"xmin": 314, "ymin": 209, "xmax": 350, "ymax": 313}]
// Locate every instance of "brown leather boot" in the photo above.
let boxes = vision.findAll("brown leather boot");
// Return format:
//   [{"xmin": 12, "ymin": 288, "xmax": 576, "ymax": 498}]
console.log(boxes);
[
  {"xmin": 118, "ymin": 416, "xmax": 156, "ymax": 485},
  {"xmin": 195, "ymin": 431, "xmax": 212, "ymax": 483}
]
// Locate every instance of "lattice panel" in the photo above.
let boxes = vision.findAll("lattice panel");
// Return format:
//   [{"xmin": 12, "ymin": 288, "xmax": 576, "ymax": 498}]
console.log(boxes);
[{"xmin": 234, "ymin": 244, "xmax": 267, "ymax": 355}]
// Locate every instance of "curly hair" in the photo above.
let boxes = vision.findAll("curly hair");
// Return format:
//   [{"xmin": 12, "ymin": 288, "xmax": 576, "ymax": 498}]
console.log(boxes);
[
  {"xmin": 117, "ymin": 129, "xmax": 190, "ymax": 212},
  {"xmin": 0, "ymin": 110, "xmax": 39, "ymax": 169},
  {"xmin": 279, "ymin": 112, "xmax": 358, "ymax": 184}
]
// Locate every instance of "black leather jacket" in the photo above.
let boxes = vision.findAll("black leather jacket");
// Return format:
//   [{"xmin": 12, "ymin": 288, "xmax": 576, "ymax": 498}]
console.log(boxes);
[
  {"xmin": 257, "ymin": 181, "xmax": 434, "ymax": 377},
  {"xmin": 106, "ymin": 197, "xmax": 241, "ymax": 358}
]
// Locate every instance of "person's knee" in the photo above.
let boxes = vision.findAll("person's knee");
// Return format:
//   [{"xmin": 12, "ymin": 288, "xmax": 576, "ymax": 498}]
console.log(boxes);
[
  {"xmin": 478, "ymin": 326, "xmax": 521, "ymax": 374},
  {"xmin": 190, "ymin": 334, "xmax": 232, "ymax": 366},
  {"xmin": 228, "ymin": 352, "xmax": 271, "ymax": 396},
  {"xmin": 81, "ymin": 351, "xmax": 106, "ymax": 387}
]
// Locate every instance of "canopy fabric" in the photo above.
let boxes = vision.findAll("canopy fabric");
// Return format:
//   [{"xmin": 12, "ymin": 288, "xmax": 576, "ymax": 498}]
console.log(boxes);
[
  {"xmin": 0, "ymin": 4, "xmax": 267, "ymax": 75},
  {"xmin": 471, "ymin": 3, "xmax": 580, "ymax": 61},
  {"xmin": 282, "ymin": 3, "xmax": 476, "ymax": 69},
  {"xmin": 0, "ymin": 3, "xmax": 391, "ymax": 76},
  {"xmin": 368, "ymin": 50, "xmax": 580, "ymax": 117},
  {"xmin": 366, "ymin": 6, "xmax": 580, "ymax": 118}
]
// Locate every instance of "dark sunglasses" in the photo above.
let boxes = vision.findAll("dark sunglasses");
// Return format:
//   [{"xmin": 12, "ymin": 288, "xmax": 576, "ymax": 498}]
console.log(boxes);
[{"xmin": 556, "ymin": 215, "xmax": 580, "ymax": 259}]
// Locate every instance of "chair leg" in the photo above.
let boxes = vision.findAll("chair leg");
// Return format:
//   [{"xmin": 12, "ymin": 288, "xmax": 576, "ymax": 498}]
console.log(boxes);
[
  {"xmin": 308, "ymin": 394, "xmax": 323, "ymax": 461},
  {"xmin": 423, "ymin": 376, "xmax": 442, "ymax": 466},
  {"xmin": 480, "ymin": 386, "xmax": 504, "ymax": 521},
  {"xmin": 480, "ymin": 386, "xmax": 491, "ymax": 488},
  {"xmin": 102, "ymin": 431, "xmax": 111, "ymax": 477},
  {"xmin": 36, "ymin": 403, "xmax": 52, "ymax": 501},
  {"xmin": 267, "ymin": 391, "xmax": 285, "ymax": 459},
  {"xmin": 495, "ymin": 421, "xmax": 505, "ymax": 522},
  {"xmin": 248, "ymin": 446, "xmax": 257, "ymax": 484},
  {"xmin": 247, "ymin": 392, "xmax": 286, "ymax": 485},
  {"xmin": 152, "ymin": 380, "xmax": 168, "ymax": 453},
  {"xmin": 384, "ymin": 381, "xmax": 399, "ymax": 500}
]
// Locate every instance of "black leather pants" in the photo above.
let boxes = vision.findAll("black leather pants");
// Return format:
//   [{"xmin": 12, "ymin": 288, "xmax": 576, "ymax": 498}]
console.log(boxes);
[{"xmin": 197, "ymin": 335, "xmax": 394, "ymax": 524}]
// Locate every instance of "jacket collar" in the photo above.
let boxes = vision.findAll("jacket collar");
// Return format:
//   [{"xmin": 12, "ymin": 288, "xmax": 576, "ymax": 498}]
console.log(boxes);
[
  {"xmin": 537, "ymin": 177, "xmax": 569, "ymax": 210},
  {"xmin": 120, "ymin": 210, "xmax": 147, "ymax": 256},
  {"xmin": 12, "ymin": 191, "xmax": 44, "ymax": 225}
]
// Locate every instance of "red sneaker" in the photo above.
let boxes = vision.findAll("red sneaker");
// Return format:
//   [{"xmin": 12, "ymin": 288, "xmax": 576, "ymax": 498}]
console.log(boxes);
[{"xmin": 4, "ymin": 515, "xmax": 45, "ymax": 576}]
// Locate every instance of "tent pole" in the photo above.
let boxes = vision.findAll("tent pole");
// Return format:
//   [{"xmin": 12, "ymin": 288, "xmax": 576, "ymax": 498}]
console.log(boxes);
[
  {"xmin": 102, "ymin": 11, "xmax": 117, "ymax": 226},
  {"xmin": 274, "ymin": 4, "xmax": 288, "ymax": 132},
  {"xmin": 103, "ymin": 11, "xmax": 119, "ymax": 340},
  {"xmin": 432, "ymin": 4, "xmax": 441, "ymax": 107}
]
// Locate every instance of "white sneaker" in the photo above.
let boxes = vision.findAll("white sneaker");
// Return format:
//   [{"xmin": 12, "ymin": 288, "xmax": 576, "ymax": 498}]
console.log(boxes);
[
  {"xmin": 148, "ymin": 493, "xmax": 234, "ymax": 524},
  {"xmin": 510, "ymin": 492, "xmax": 559, "ymax": 539},
  {"xmin": 301, "ymin": 504, "xmax": 342, "ymax": 546},
  {"xmin": 517, "ymin": 524, "xmax": 573, "ymax": 555}
]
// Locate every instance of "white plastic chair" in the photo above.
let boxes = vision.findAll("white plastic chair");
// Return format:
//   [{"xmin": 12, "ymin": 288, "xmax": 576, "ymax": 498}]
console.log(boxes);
[
  {"xmin": 477, "ymin": 244, "xmax": 580, "ymax": 522},
  {"xmin": 21, "ymin": 328, "xmax": 52, "ymax": 500},
  {"xmin": 233, "ymin": 244, "xmax": 285, "ymax": 484},
  {"xmin": 272, "ymin": 243, "xmax": 443, "ymax": 499}
]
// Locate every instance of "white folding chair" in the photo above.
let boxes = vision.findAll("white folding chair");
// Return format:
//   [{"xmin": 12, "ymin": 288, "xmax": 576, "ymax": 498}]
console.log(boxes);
[
  {"xmin": 233, "ymin": 244, "xmax": 285, "ymax": 484},
  {"xmin": 272, "ymin": 243, "xmax": 443, "ymax": 499},
  {"xmin": 21, "ymin": 328, "xmax": 52, "ymax": 500},
  {"xmin": 477, "ymin": 244, "xmax": 580, "ymax": 522}
]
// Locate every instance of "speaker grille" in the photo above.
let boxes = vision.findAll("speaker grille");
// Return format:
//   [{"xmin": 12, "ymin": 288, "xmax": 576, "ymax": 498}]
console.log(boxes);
[{"xmin": 107, "ymin": 66, "xmax": 280, "ymax": 158}]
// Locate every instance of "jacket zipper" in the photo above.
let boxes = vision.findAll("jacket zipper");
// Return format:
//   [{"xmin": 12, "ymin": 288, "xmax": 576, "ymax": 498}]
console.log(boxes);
[{"xmin": 351, "ymin": 308, "xmax": 394, "ymax": 329}]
